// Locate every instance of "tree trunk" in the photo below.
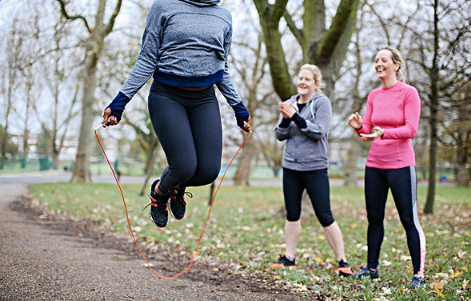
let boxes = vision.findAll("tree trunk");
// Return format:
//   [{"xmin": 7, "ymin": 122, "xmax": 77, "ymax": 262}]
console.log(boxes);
[
  {"xmin": 233, "ymin": 133, "xmax": 256, "ymax": 186},
  {"xmin": 1, "ymin": 61, "xmax": 15, "ymax": 165},
  {"xmin": 343, "ymin": 133, "xmax": 361, "ymax": 186},
  {"xmin": 59, "ymin": 0, "xmax": 123, "ymax": 182},
  {"xmin": 456, "ymin": 141, "xmax": 469, "ymax": 187},
  {"xmin": 139, "ymin": 142, "xmax": 159, "ymax": 196},
  {"xmin": 23, "ymin": 81, "xmax": 32, "ymax": 158},
  {"xmin": 71, "ymin": 54, "xmax": 99, "ymax": 182},
  {"xmin": 252, "ymin": 0, "xmax": 298, "ymax": 100},
  {"xmin": 424, "ymin": 0, "xmax": 439, "ymax": 215},
  {"xmin": 424, "ymin": 119, "xmax": 437, "ymax": 214}
]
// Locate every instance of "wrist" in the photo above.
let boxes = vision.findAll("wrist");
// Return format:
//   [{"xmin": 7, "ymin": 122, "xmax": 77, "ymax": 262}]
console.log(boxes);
[{"xmin": 355, "ymin": 125, "xmax": 362, "ymax": 130}]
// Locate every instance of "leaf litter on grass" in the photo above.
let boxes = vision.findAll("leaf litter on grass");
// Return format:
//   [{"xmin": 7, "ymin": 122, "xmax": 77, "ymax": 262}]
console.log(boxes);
[{"xmin": 31, "ymin": 183, "xmax": 471, "ymax": 300}]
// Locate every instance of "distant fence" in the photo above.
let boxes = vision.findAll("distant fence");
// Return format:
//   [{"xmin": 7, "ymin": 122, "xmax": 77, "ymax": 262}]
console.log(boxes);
[
  {"xmin": 0, "ymin": 157, "xmax": 70, "ymax": 173},
  {"xmin": 0, "ymin": 158, "xmax": 43, "ymax": 172}
]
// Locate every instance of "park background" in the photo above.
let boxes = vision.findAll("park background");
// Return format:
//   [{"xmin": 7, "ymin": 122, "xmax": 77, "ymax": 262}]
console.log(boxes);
[{"xmin": 0, "ymin": 0, "xmax": 470, "ymax": 300}]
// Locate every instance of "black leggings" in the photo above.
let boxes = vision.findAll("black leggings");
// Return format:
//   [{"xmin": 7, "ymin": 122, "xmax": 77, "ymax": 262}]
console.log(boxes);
[
  {"xmin": 282, "ymin": 168, "xmax": 335, "ymax": 227},
  {"xmin": 365, "ymin": 166, "xmax": 426, "ymax": 276},
  {"xmin": 148, "ymin": 81, "xmax": 222, "ymax": 193}
]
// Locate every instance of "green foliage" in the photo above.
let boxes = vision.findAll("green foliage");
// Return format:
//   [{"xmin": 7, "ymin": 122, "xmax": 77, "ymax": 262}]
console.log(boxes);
[{"xmin": 31, "ymin": 184, "xmax": 471, "ymax": 300}]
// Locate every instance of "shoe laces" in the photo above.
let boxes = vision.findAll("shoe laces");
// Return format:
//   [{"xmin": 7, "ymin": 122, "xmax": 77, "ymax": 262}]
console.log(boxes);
[
  {"xmin": 143, "ymin": 195, "xmax": 168, "ymax": 211},
  {"xmin": 170, "ymin": 189, "xmax": 193, "ymax": 201}
]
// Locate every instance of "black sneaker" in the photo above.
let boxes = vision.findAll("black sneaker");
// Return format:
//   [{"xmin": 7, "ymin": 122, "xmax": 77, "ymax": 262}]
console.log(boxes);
[
  {"xmin": 411, "ymin": 274, "xmax": 426, "ymax": 288},
  {"xmin": 168, "ymin": 188, "xmax": 192, "ymax": 220},
  {"xmin": 145, "ymin": 179, "xmax": 169, "ymax": 228},
  {"xmin": 337, "ymin": 260, "xmax": 353, "ymax": 277},
  {"xmin": 351, "ymin": 266, "xmax": 379, "ymax": 279},
  {"xmin": 270, "ymin": 255, "xmax": 296, "ymax": 269}
]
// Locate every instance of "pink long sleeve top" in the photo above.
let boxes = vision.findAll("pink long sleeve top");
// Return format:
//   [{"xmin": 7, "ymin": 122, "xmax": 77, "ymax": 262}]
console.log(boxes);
[{"xmin": 356, "ymin": 81, "xmax": 421, "ymax": 169}]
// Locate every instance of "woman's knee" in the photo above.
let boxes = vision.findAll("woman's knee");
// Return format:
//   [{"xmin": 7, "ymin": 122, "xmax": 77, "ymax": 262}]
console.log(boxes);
[
  {"xmin": 367, "ymin": 211, "xmax": 385, "ymax": 225},
  {"xmin": 286, "ymin": 210, "xmax": 301, "ymax": 222},
  {"xmin": 197, "ymin": 165, "xmax": 220, "ymax": 185},
  {"xmin": 172, "ymin": 161, "xmax": 197, "ymax": 183},
  {"xmin": 317, "ymin": 212, "xmax": 334, "ymax": 227}
]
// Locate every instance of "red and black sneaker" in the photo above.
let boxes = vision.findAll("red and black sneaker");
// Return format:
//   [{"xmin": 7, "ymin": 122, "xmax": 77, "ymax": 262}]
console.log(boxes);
[
  {"xmin": 337, "ymin": 259, "xmax": 353, "ymax": 277},
  {"xmin": 270, "ymin": 255, "xmax": 296, "ymax": 269},
  {"xmin": 168, "ymin": 188, "xmax": 192, "ymax": 220},
  {"xmin": 145, "ymin": 179, "xmax": 169, "ymax": 228}
]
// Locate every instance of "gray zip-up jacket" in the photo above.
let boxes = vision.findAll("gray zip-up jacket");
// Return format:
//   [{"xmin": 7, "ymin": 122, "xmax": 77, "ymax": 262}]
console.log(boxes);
[
  {"xmin": 274, "ymin": 93, "xmax": 332, "ymax": 171},
  {"xmin": 120, "ymin": 0, "xmax": 241, "ymax": 105}
]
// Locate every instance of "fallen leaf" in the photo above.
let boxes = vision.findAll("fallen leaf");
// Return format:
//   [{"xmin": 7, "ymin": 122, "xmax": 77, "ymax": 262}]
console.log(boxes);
[
  {"xmin": 451, "ymin": 271, "xmax": 461, "ymax": 278},
  {"xmin": 463, "ymin": 279, "xmax": 470, "ymax": 290},
  {"xmin": 433, "ymin": 288, "xmax": 444, "ymax": 297},
  {"xmin": 400, "ymin": 255, "xmax": 411, "ymax": 262},
  {"xmin": 429, "ymin": 280, "xmax": 446, "ymax": 289},
  {"xmin": 455, "ymin": 250, "xmax": 467, "ymax": 259}
]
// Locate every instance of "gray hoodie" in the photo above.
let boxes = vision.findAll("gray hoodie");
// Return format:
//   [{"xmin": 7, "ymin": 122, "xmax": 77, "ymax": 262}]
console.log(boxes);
[
  {"xmin": 274, "ymin": 93, "xmax": 332, "ymax": 171},
  {"xmin": 120, "ymin": 0, "xmax": 241, "ymax": 106}
]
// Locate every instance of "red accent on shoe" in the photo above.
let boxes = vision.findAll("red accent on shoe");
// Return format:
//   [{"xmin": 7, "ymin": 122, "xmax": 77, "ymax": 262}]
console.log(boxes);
[
  {"xmin": 150, "ymin": 197, "xmax": 168, "ymax": 211},
  {"xmin": 270, "ymin": 262, "xmax": 297, "ymax": 269},
  {"xmin": 150, "ymin": 197, "xmax": 158, "ymax": 207},
  {"xmin": 338, "ymin": 267, "xmax": 353, "ymax": 275}
]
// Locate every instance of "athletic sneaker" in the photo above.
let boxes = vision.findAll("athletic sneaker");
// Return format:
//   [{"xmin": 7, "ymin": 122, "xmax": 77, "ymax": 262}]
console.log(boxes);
[
  {"xmin": 351, "ymin": 266, "xmax": 379, "ymax": 279},
  {"xmin": 146, "ymin": 179, "xmax": 169, "ymax": 228},
  {"xmin": 337, "ymin": 259, "xmax": 353, "ymax": 276},
  {"xmin": 271, "ymin": 255, "xmax": 296, "ymax": 269},
  {"xmin": 410, "ymin": 274, "xmax": 427, "ymax": 288},
  {"xmin": 169, "ymin": 188, "xmax": 192, "ymax": 220}
]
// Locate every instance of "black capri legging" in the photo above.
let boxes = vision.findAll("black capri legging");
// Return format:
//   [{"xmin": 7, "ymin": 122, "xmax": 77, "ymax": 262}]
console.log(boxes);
[
  {"xmin": 148, "ymin": 81, "xmax": 222, "ymax": 193},
  {"xmin": 282, "ymin": 167, "xmax": 335, "ymax": 227}
]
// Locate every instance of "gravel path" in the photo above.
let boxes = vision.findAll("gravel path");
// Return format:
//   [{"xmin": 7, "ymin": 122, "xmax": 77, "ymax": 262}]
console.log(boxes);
[{"xmin": 0, "ymin": 184, "xmax": 308, "ymax": 301}]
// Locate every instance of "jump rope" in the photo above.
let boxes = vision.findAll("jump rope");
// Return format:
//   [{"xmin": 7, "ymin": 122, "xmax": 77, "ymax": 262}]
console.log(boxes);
[{"xmin": 94, "ymin": 124, "xmax": 250, "ymax": 280}]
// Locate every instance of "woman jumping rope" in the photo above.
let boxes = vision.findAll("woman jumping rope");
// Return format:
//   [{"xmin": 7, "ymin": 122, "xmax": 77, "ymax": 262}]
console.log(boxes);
[
  {"xmin": 102, "ymin": 0, "xmax": 251, "ymax": 228},
  {"xmin": 348, "ymin": 46, "xmax": 426, "ymax": 288}
]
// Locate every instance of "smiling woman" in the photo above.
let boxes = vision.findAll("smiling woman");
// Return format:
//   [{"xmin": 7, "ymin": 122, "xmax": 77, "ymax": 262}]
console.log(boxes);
[
  {"xmin": 271, "ymin": 64, "xmax": 352, "ymax": 277},
  {"xmin": 347, "ymin": 46, "xmax": 426, "ymax": 288}
]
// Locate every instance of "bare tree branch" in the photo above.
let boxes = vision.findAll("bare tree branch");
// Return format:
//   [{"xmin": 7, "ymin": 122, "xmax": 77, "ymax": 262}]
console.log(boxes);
[{"xmin": 56, "ymin": 0, "xmax": 91, "ymax": 33}]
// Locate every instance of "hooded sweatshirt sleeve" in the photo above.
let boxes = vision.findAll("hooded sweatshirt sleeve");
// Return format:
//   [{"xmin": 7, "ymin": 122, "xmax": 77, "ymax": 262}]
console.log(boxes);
[
  {"xmin": 119, "ymin": 2, "xmax": 163, "ymax": 100},
  {"xmin": 215, "ymin": 21, "xmax": 242, "ymax": 106}
]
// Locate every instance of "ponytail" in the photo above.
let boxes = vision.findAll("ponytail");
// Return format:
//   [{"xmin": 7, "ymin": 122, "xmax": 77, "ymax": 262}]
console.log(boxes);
[{"xmin": 382, "ymin": 46, "xmax": 406, "ymax": 83}]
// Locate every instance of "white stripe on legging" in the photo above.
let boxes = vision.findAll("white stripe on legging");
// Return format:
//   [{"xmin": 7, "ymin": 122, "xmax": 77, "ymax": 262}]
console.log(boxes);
[{"xmin": 410, "ymin": 166, "xmax": 426, "ymax": 276}]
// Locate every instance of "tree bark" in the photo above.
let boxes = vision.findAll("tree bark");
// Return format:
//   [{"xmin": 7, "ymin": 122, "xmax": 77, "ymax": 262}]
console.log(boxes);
[
  {"xmin": 314, "ymin": 0, "xmax": 360, "ymax": 97},
  {"xmin": 71, "ymin": 52, "xmax": 99, "ymax": 182},
  {"xmin": 343, "ymin": 133, "xmax": 361, "ymax": 187},
  {"xmin": 233, "ymin": 133, "xmax": 256, "ymax": 186},
  {"xmin": 253, "ymin": 0, "xmax": 296, "ymax": 100},
  {"xmin": 455, "ymin": 100, "xmax": 470, "ymax": 187},
  {"xmin": 424, "ymin": 0, "xmax": 440, "ymax": 214},
  {"xmin": 456, "ymin": 146, "xmax": 469, "ymax": 187},
  {"xmin": 139, "ymin": 141, "xmax": 159, "ymax": 196}
]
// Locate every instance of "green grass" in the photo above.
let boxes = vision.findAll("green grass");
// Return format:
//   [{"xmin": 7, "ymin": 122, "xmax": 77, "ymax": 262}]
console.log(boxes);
[{"xmin": 31, "ymin": 183, "xmax": 471, "ymax": 300}]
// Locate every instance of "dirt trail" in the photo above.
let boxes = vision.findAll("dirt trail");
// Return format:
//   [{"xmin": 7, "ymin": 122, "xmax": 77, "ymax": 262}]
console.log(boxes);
[{"xmin": 0, "ymin": 184, "xmax": 310, "ymax": 301}]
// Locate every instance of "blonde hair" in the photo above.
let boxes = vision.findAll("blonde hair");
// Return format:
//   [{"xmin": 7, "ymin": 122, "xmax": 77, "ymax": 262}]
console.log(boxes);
[
  {"xmin": 381, "ymin": 46, "xmax": 406, "ymax": 82},
  {"xmin": 299, "ymin": 64, "xmax": 323, "ymax": 93}
]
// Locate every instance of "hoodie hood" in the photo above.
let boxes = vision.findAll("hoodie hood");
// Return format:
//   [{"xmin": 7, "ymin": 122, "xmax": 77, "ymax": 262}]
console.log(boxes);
[{"xmin": 178, "ymin": 0, "xmax": 220, "ymax": 6}]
